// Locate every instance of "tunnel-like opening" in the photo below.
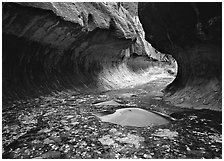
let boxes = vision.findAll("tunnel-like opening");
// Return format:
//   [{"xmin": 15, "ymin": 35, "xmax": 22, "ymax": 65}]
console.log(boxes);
[
  {"xmin": 138, "ymin": 2, "xmax": 222, "ymax": 110},
  {"xmin": 3, "ymin": 2, "xmax": 177, "ymax": 104},
  {"xmin": 2, "ymin": 2, "xmax": 222, "ymax": 159},
  {"xmin": 97, "ymin": 51, "xmax": 177, "ymax": 91},
  {"xmin": 3, "ymin": 30, "xmax": 177, "ymax": 103},
  {"xmin": 3, "ymin": 2, "xmax": 221, "ymax": 111}
]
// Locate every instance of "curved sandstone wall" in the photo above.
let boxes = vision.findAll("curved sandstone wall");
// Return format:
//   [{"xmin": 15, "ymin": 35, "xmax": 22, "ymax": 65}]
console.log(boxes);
[
  {"xmin": 138, "ymin": 2, "xmax": 222, "ymax": 110},
  {"xmin": 2, "ymin": 2, "xmax": 156, "ymax": 101}
]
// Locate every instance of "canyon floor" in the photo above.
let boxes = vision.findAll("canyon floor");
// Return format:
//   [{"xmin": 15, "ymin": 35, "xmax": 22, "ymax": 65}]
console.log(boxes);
[{"xmin": 2, "ymin": 70, "xmax": 222, "ymax": 159}]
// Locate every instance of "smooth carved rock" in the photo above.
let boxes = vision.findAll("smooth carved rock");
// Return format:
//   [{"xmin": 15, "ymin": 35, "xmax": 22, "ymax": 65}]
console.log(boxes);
[
  {"xmin": 3, "ymin": 2, "xmax": 157, "ymax": 99},
  {"xmin": 138, "ymin": 2, "xmax": 222, "ymax": 110}
]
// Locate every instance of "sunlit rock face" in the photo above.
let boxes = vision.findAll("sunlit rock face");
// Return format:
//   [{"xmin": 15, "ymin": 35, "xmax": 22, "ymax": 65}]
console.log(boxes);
[
  {"xmin": 138, "ymin": 3, "xmax": 222, "ymax": 110},
  {"xmin": 3, "ymin": 2, "xmax": 157, "ymax": 101}
]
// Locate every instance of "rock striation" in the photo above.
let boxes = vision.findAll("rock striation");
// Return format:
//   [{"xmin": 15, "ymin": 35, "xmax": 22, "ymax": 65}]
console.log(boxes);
[{"xmin": 2, "ymin": 2, "xmax": 156, "ymax": 101}]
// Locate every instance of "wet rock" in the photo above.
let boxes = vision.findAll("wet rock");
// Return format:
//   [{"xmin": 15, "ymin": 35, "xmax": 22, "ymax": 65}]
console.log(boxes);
[
  {"xmin": 208, "ymin": 134, "xmax": 222, "ymax": 143},
  {"xmin": 93, "ymin": 100, "xmax": 124, "ymax": 106},
  {"xmin": 38, "ymin": 128, "xmax": 51, "ymax": 133},
  {"xmin": 2, "ymin": 49, "xmax": 222, "ymax": 160},
  {"xmin": 43, "ymin": 138, "xmax": 54, "ymax": 144},
  {"xmin": 49, "ymin": 136, "xmax": 62, "ymax": 143},
  {"xmin": 98, "ymin": 135, "xmax": 115, "ymax": 146},
  {"xmin": 70, "ymin": 122, "xmax": 80, "ymax": 126},
  {"xmin": 152, "ymin": 129, "xmax": 178, "ymax": 139},
  {"xmin": 115, "ymin": 133, "xmax": 145, "ymax": 148},
  {"xmin": 66, "ymin": 115, "xmax": 74, "ymax": 119},
  {"xmin": 117, "ymin": 93, "xmax": 137, "ymax": 98},
  {"xmin": 32, "ymin": 156, "xmax": 43, "ymax": 159},
  {"xmin": 97, "ymin": 107, "xmax": 169, "ymax": 127},
  {"xmin": 64, "ymin": 126, "xmax": 71, "ymax": 131},
  {"xmin": 153, "ymin": 97, "xmax": 162, "ymax": 100},
  {"xmin": 42, "ymin": 151, "xmax": 61, "ymax": 159},
  {"xmin": 19, "ymin": 115, "xmax": 37, "ymax": 125}
]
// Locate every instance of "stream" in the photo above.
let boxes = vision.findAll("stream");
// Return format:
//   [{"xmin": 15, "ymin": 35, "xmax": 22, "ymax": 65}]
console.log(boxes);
[{"xmin": 2, "ymin": 72, "xmax": 222, "ymax": 159}]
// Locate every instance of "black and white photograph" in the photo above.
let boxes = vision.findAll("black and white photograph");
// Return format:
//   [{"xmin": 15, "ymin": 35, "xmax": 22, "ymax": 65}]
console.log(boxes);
[{"xmin": 2, "ymin": 1, "xmax": 222, "ymax": 159}]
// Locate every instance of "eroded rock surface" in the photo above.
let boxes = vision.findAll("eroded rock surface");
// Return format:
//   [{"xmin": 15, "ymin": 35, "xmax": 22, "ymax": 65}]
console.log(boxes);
[
  {"xmin": 2, "ymin": 2, "xmax": 221, "ymax": 159},
  {"xmin": 138, "ymin": 2, "xmax": 222, "ymax": 110},
  {"xmin": 3, "ymin": 2, "xmax": 156, "ymax": 102}
]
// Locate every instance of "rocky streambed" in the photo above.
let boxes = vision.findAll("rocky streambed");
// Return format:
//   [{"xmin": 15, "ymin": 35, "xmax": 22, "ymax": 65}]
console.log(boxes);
[
  {"xmin": 2, "ymin": 77, "xmax": 222, "ymax": 159},
  {"xmin": 2, "ymin": 2, "xmax": 222, "ymax": 159}
]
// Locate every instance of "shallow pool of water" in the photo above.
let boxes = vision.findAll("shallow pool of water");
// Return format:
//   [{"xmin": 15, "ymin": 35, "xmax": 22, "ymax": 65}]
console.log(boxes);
[{"xmin": 95, "ymin": 108, "xmax": 169, "ymax": 127}]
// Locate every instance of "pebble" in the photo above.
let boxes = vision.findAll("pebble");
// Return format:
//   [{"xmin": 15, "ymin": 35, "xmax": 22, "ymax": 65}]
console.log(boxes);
[
  {"xmin": 38, "ymin": 128, "xmax": 51, "ymax": 133},
  {"xmin": 43, "ymin": 138, "xmax": 54, "ymax": 144},
  {"xmin": 71, "ymin": 122, "xmax": 79, "ymax": 126},
  {"xmin": 143, "ymin": 154, "xmax": 152, "ymax": 159},
  {"xmin": 64, "ymin": 126, "xmax": 71, "ymax": 131},
  {"xmin": 49, "ymin": 136, "xmax": 62, "ymax": 142},
  {"xmin": 42, "ymin": 151, "xmax": 61, "ymax": 159},
  {"xmin": 2, "ymin": 81, "xmax": 222, "ymax": 159},
  {"xmin": 66, "ymin": 115, "xmax": 74, "ymax": 119}
]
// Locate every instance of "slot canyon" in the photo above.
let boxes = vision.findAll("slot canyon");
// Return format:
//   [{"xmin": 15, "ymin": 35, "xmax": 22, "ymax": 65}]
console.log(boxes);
[{"xmin": 2, "ymin": 2, "xmax": 222, "ymax": 159}]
